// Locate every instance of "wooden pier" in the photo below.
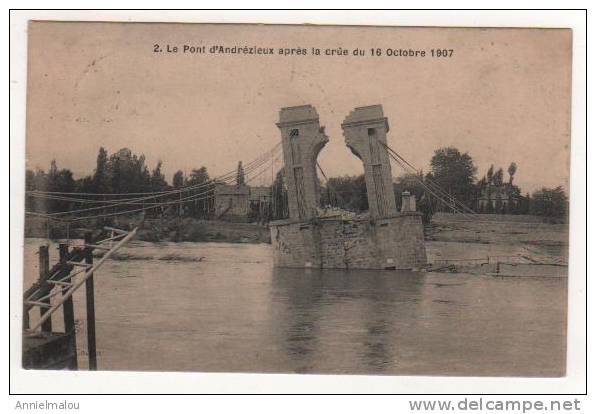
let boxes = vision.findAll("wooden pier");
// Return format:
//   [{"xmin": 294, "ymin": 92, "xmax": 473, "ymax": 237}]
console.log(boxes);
[{"xmin": 22, "ymin": 227, "xmax": 137, "ymax": 370}]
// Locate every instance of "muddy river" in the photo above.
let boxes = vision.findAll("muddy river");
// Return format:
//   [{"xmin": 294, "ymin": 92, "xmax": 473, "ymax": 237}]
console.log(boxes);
[{"xmin": 23, "ymin": 239, "xmax": 567, "ymax": 376}]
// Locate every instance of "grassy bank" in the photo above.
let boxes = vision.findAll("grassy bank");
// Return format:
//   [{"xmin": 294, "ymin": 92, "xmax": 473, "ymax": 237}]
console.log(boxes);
[{"xmin": 24, "ymin": 216, "xmax": 271, "ymax": 244}]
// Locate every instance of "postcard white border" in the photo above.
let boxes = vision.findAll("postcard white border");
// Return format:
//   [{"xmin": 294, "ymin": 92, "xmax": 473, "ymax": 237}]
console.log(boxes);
[{"xmin": 8, "ymin": 8, "xmax": 588, "ymax": 395}]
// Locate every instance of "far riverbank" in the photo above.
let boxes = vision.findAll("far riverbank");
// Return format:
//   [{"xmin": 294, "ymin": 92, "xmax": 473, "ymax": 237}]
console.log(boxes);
[
  {"xmin": 24, "ymin": 216, "xmax": 271, "ymax": 244},
  {"xmin": 24, "ymin": 213, "xmax": 568, "ymax": 268}
]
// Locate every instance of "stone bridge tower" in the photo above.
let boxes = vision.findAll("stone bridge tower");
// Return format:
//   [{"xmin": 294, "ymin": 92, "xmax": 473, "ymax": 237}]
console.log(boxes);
[
  {"xmin": 277, "ymin": 105, "xmax": 329, "ymax": 221},
  {"xmin": 342, "ymin": 105, "xmax": 397, "ymax": 219},
  {"xmin": 271, "ymin": 104, "xmax": 427, "ymax": 270}
]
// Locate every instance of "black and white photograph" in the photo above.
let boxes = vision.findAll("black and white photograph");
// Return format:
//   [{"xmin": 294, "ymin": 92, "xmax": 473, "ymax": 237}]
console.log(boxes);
[{"xmin": 8, "ymin": 10, "xmax": 588, "ymax": 400}]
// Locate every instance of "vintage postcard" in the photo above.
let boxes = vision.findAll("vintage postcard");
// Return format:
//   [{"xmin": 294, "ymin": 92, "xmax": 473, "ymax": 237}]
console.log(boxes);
[{"xmin": 19, "ymin": 21, "xmax": 572, "ymax": 379}]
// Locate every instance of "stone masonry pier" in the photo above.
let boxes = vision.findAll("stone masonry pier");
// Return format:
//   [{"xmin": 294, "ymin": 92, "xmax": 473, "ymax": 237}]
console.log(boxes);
[
  {"xmin": 270, "ymin": 104, "xmax": 427, "ymax": 270},
  {"xmin": 271, "ymin": 214, "xmax": 427, "ymax": 270}
]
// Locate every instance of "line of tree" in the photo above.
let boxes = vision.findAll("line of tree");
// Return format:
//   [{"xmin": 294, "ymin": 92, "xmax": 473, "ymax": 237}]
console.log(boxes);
[
  {"xmin": 26, "ymin": 145, "xmax": 569, "ymax": 222},
  {"xmin": 26, "ymin": 147, "xmax": 213, "ymax": 218},
  {"xmin": 316, "ymin": 146, "xmax": 568, "ymax": 220}
]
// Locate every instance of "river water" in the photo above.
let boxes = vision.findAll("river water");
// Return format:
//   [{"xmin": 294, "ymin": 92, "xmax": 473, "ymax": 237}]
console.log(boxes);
[{"xmin": 23, "ymin": 239, "xmax": 567, "ymax": 376}]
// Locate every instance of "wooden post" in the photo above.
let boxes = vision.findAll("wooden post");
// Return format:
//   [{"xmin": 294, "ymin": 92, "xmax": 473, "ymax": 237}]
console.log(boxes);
[
  {"xmin": 59, "ymin": 243, "xmax": 78, "ymax": 369},
  {"xmin": 22, "ymin": 302, "xmax": 30, "ymax": 330},
  {"xmin": 84, "ymin": 233, "xmax": 97, "ymax": 370},
  {"xmin": 59, "ymin": 244, "xmax": 75, "ymax": 335},
  {"xmin": 38, "ymin": 245, "xmax": 52, "ymax": 332}
]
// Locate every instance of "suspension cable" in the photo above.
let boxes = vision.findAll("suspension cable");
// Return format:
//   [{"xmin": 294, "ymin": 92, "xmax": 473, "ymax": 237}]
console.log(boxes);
[
  {"xmin": 37, "ymin": 150, "xmax": 277, "ymax": 217},
  {"xmin": 26, "ymin": 142, "xmax": 281, "ymax": 200},
  {"xmin": 376, "ymin": 140, "xmax": 478, "ymax": 217},
  {"xmin": 26, "ymin": 144, "xmax": 280, "ymax": 213},
  {"xmin": 26, "ymin": 144, "xmax": 283, "ymax": 222}
]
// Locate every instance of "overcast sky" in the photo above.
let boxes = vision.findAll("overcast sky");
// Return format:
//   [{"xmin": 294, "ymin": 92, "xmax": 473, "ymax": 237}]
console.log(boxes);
[{"xmin": 26, "ymin": 22, "xmax": 571, "ymax": 193}]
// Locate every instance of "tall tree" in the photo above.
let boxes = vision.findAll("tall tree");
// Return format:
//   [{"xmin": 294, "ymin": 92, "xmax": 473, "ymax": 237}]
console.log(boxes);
[
  {"xmin": 486, "ymin": 165, "xmax": 494, "ymax": 186},
  {"xmin": 187, "ymin": 167, "xmax": 210, "ymax": 186},
  {"xmin": 44, "ymin": 160, "xmax": 75, "ymax": 212},
  {"xmin": 172, "ymin": 170, "xmax": 184, "ymax": 188},
  {"xmin": 150, "ymin": 160, "xmax": 168, "ymax": 192},
  {"xmin": 507, "ymin": 162, "xmax": 518, "ymax": 185},
  {"xmin": 476, "ymin": 176, "xmax": 488, "ymax": 212},
  {"xmin": 427, "ymin": 147, "xmax": 477, "ymax": 211},
  {"xmin": 493, "ymin": 168, "xmax": 504, "ymax": 187},
  {"xmin": 93, "ymin": 147, "xmax": 110, "ymax": 193},
  {"xmin": 236, "ymin": 161, "xmax": 245, "ymax": 186},
  {"xmin": 49, "ymin": 159, "xmax": 58, "ymax": 179},
  {"xmin": 186, "ymin": 166, "xmax": 211, "ymax": 218},
  {"xmin": 484, "ymin": 165, "xmax": 495, "ymax": 212},
  {"xmin": 108, "ymin": 148, "xmax": 151, "ymax": 194}
]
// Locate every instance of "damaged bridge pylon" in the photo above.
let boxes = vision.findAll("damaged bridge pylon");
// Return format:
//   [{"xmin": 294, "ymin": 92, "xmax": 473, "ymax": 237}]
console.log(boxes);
[
  {"xmin": 277, "ymin": 105, "xmax": 329, "ymax": 221},
  {"xmin": 342, "ymin": 105, "xmax": 397, "ymax": 219},
  {"xmin": 270, "ymin": 104, "xmax": 427, "ymax": 270}
]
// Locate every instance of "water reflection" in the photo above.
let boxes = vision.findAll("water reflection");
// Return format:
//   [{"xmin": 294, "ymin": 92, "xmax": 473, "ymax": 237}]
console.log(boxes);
[{"xmin": 271, "ymin": 268, "xmax": 426, "ymax": 373}]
